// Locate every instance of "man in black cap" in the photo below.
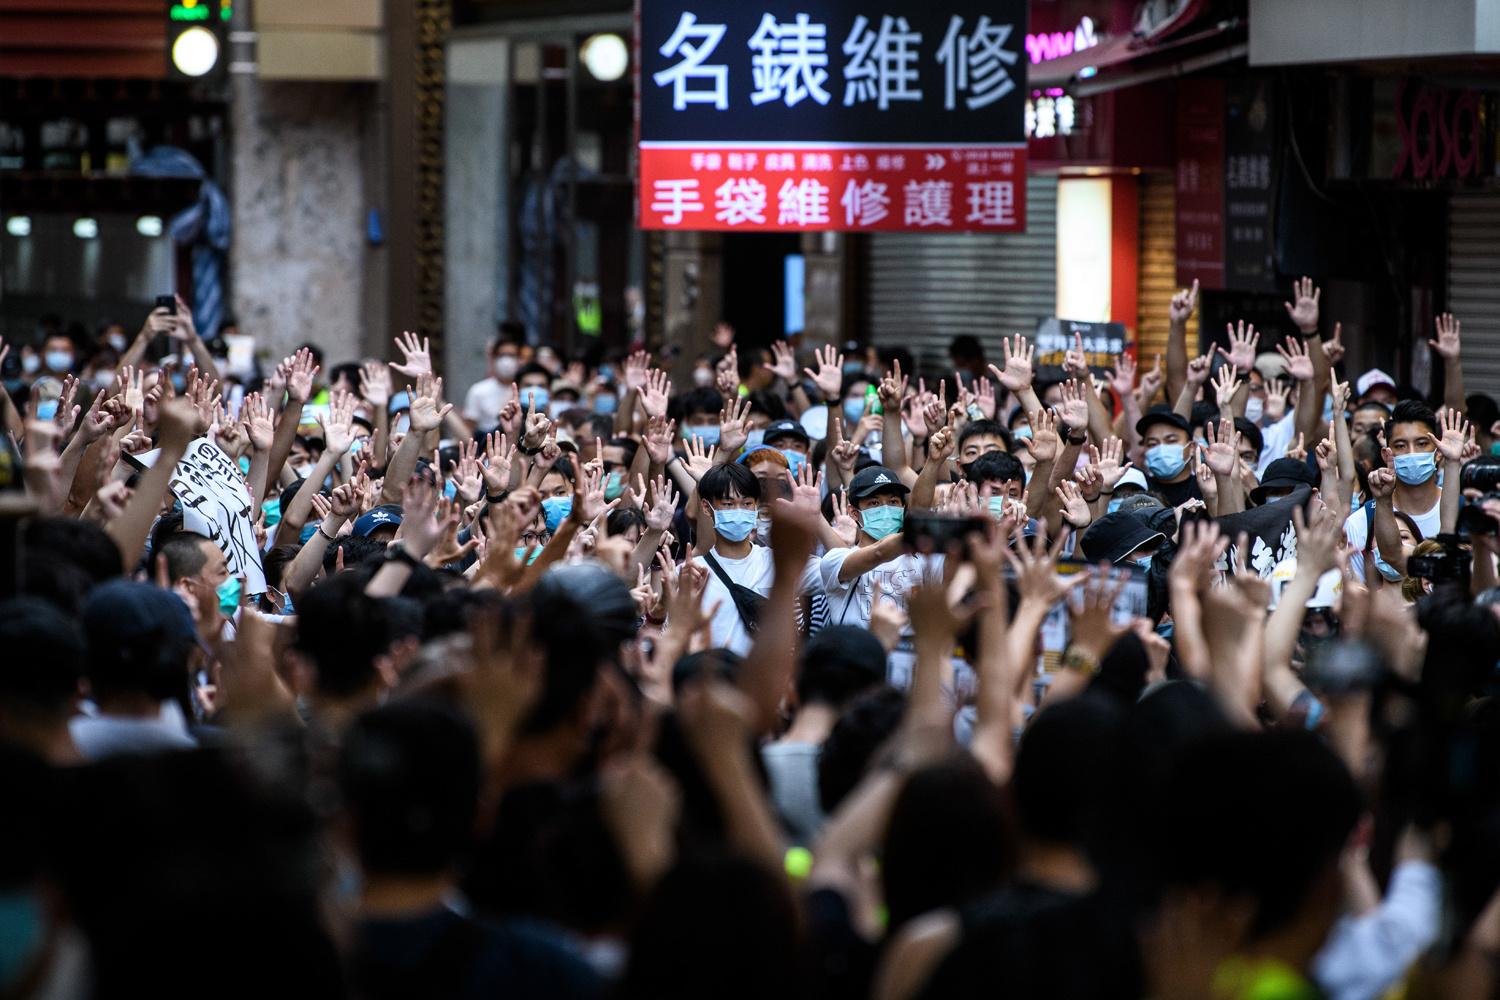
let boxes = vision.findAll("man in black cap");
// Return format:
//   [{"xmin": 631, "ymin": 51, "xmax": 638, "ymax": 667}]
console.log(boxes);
[
  {"xmin": 1137, "ymin": 407, "xmax": 1201, "ymax": 507},
  {"xmin": 1079, "ymin": 509, "xmax": 1168, "ymax": 570},
  {"xmin": 1252, "ymin": 457, "xmax": 1319, "ymax": 506},
  {"xmin": 819, "ymin": 465, "xmax": 925, "ymax": 644}
]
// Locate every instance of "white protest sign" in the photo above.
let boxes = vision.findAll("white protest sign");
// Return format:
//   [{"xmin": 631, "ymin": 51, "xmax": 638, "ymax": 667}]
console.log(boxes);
[{"xmin": 166, "ymin": 437, "xmax": 265, "ymax": 594}]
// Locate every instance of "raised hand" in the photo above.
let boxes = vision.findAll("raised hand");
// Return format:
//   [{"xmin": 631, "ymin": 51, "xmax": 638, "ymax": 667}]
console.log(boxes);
[
  {"xmin": 622, "ymin": 350, "xmax": 651, "ymax": 392},
  {"xmin": 1137, "ymin": 354, "xmax": 1164, "ymax": 405},
  {"xmin": 185, "ymin": 369, "xmax": 222, "ymax": 436},
  {"xmin": 390, "ymin": 330, "xmax": 433, "ymax": 379},
  {"xmin": 407, "ymin": 374, "xmax": 452, "ymax": 433},
  {"xmin": 1204, "ymin": 419, "xmax": 1240, "ymax": 477},
  {"xmin": 1067, "ymin": 570, "xmax": 1129, "ymax": 659},
  {"xmin": 1430, "ymin": 312, "xmax": 1462, "ymax": 361},
  {"xmin": 972, "ymin": 376, "xmax": 997, "ymax": 419},
  {"xmin": 1367, "ymin": 465, "xmax": 1396, "ymax": 500},
  {"xmin": 1075, "ymin": 462, "xmax": 1104, "ymax": 502},
  {"xmin": 1438, "ymin": 407, "xmax": 1470, "ymax": 464},
  {"xmin": 120, "ymin": 364, "xmax": 145, "ymax": 415},
  {"xmin": 1057, "ymin": 378, "xmax": 1089, "ymax": 432},
  {"xmin": 878, "ymin": 359, "xmax": 908, "ymax": 412},
  {"xmin": 1193, "ymin": 450, "xmax": 1217, "ymax": 503},
  {"xmin": 1293, "ymin": 505, "xmax": 1343, "ymax": 577},
  {"xmin": 1021, "ymin": 408, "xmax": 1059, "ymax": 463},
  {"xmin": 644, "ymin": 414, "xmax": 676, "ymax": 467},
  {"xmin": 520, "ymin": 391, "xmax": 552, "ymax": 448},
  {"xmin": 1275, "ymin": 337, "xmax": 1315, "ymax": 383},
  {"xmin": 396, "ymin": 476, "xmax": 444, "ymax": 557},
  {"xmin": 681, "ymin": 433, "xmax": 714, "ymax": 481},
  {"xmin": 482, "ymin": 432, "xmax": 516, "ymax": 495},
  {"xmin": 359, "ymin": 360, "xmax": 391, "ymax": 409},
  {"xmin": 1284, "ymin": 276, "xmax": 1321, "ymax": 334},
  {"xmin": 761, "ymin": 340, "xmax": 798, "ymax": 384},
  {"xmin": 1219, "ymin": 320, "xmax": 1259, "ymax": 372},
  {"xmin": 240, "ymin": 392, "xmax": 275, "ymax": 451},
  {"xmin": 829, "ymin": 490, "xmax": 859, "ymax": 548},
  {"xmin": 1169, "ymin": 279, "xmax": 1200, "ymax": 326},
  {"xmin": 640, "ymin": 368, "xmax": 672, "ymax": 419},
  {"xmin": 318, "ymin": 389, "xmax": 358, "ymax": 455},
  {"xmin": 1063, "ymin": 331, "xmax": 1090, "ymax": 379},
  {"xmin": 989, "ymin": 334, "xmax": 1035, "ymax": 394},
  {"xmin": 829, "ymin": 417, "xmax": 859, "ymax": 476},
  {"xmin": 717, "ymin": 396, "xmax": 752, "ymax": 454},
  {"xmin": 1094, "ymin": 436, "xmax": 1133, "ymax": 490},
  {"xmin": 1285, "ymin": 432, "xmax": 1308, "ymax": 462},
  {"xmin": 1168, "ymin": 519, "xmax": 1227, "ymax": 593},
  {"xmin": 454, "ymin": 438, "xmax": 485, "ymax": 505},
  {"xmin": 571, "ymin": 455, "xmax": 619, "ymax": 525},
  {"xmin": 1323, "ymin": 322, "xmax": 1346, "ymax": 366},
  {"xmin": 1314, "ymin": 423, "xmax": 1338, "ymax": 473},
  {"xmin": 1005, "ymin": 528, "xmax": 1082, "ymax": 607},
  {"xmin": 1185, "ymin": 353, "xmax": 1212, "ymax": 387},
  {"xmin": 329, "ymin": 481, "xmax": 360, "ymax": 519},
  {"xmin": 645, "ymin": 475, "xmax": 680, "ymax": 531},
  {"xmin": 1055, "ymin": 479, "xmax": 1092, "ymax": 528},
  {"xmin": 714, "ymin": 345, "xmax": 740, "ymax": 400},
  {"xmin": 286, "ymin": 348, "xmax": 319, "ymax": 403},
  {"xmin": 803, "ymin": 344, "xmax": 845, "ymax": 400},
  {"xmin": 1210, "ymin": 363, "xmax": 1242, "ymax": 412},
  {"xmin": 1108, "ymin": 352, "xmax": 1137, "ymax": 402},
  {"xmin": 1263, "ymin": 378, "xmax": 1293, "ymax": 422}
]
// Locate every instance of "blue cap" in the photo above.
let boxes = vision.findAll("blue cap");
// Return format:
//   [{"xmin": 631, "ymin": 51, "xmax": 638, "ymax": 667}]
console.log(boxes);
[
  {"xmin": 352, "ymin": 503, "xmax": 403, "ymax": 537},
  {"xmin": 82, "ymin": 579, "xmax": 196, "ymax": 646},
  {"xmin": 389, "ymin": 391, "xmax": 411, "ymax": 414}
]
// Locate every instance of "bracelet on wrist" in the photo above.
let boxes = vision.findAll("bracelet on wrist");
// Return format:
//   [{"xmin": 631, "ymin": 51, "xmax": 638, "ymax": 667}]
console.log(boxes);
[
  {"xmin": 517, "ymin": 440, "xmax": 544, "ymax": 456},
  {"xmin": 318, "ymin": 526, "xmax": 338, "ymax": 542},
  {"xmin": 383, "ymin": 541, "xmax": 419, "ymax": 568},
  {"xmin": 485, "ymin": 491, "xmax": 508, "ymax": 504}
]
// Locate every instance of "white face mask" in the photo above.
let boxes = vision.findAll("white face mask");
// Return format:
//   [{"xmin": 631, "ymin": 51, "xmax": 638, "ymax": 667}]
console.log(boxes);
[
  {"xmin": 1244, "ymin": 397, "xmax": 1264, "ymax": 423},
  {"xmin": 494, "ymin": 355, "xmax": 519, "ymax": 380},
  {"xmin": 693, "ymin": 367, "xmax": 715, "ymax": 387}
]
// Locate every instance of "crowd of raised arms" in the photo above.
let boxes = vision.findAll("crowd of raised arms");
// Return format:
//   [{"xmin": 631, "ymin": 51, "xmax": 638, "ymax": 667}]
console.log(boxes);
[{"xmin": 8, "ymin": 279, "xmax": 1500, "ymax": 1000}]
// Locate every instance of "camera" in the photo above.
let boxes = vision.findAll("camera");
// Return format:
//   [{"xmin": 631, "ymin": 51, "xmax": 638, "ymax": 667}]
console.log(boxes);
[
  {"xmin": 1458, "ymin": 493, "xmax": 1500, "ymax": 537},
  {"xmin": 1406, "ymin": 534, "xmax": 1472, "ymax": 583}
]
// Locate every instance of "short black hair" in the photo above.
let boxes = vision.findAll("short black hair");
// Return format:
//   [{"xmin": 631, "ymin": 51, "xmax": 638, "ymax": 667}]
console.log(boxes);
[
  {"xmin": 819, "ymin": 686, "xmax": 906, "ymax": 814},
  {"xmin": 293, "ymin": 575, "xmax": 393, "ymax": 698},
  {"xmin": 322, "ymin": 536, "xmax": 387, "ymax": 574},
  {"xmin": 1013, "ymin": 695, "xmax": 1124, "ymax": 849},
  {"xmin": 675, "ymin": 386, "xmax": 725, "ymax": 421},
  {"xmin": 148, "ymin": 510, "xmax": 186, "ymax": 563},
  {"xmin": 949, "ymin": 334, "xmax": 984, "ymax": 362},
  {"xmin": 339, "ymin": 700, "xmax": 480, "ymax": 876},
  {"xmin": 1387, "ymin": 398, "xmax": 1438, "ymax": 441},
  {"xmin": 699, "ymin": 462, "xmax": 761, "ymax": 504},
  {"xmin": 1468, "ymin": 393, "xmax": 1500, "ymax": 433},
  {"xmin": 329, "ymin": 362, "xmax": 362, "ymax": 391},
  {"xmin": 606, "ymin": 506, "xmax": 648, "ymax": 538},
  {"xmin": 517, "ymin": 362, "xmax": 551, "ymax": 383},
  {"xmin": 295, "ymin": 342, "xmax": 325, "ymax": 368},
  {"xmin": 0, "ymin": 597, "xmax": 85, "ymax": 718},
  {"xmin": 796, "ymin": 626, "xmax": 886, "ymax": 707},
  {"xmin": 966, "ymin": 450, "xmax": 1024, "ymax": 486},
  {"xmin": 958, "ymin": 419, "xmax": 1012, "ymax": 453},
  {"xmin": 494, "ymin": 320, "xmax": 526, "ymax": 347},
  {"xmin": 159, "ymin": 531, "xmax": 211, "ymax": 584}
]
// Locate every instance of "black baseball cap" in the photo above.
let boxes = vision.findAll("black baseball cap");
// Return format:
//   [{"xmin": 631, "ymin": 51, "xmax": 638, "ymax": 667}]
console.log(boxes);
[
  {"xmin": 848, "ymin": 465, "xmax": 910, "ymax": 501},
  {"xmin": 762, "ymin": 419, "xmax": 810, "ymax": 448},
  {"xmin": 1251, "ymin": 458, "xmax": 1318, "ymax": 505},
  {"xmin": 1079, "ymin": 510, "xmax": 1167, "ymax": 565},
  {"xmin": 1135, "ymin": 407, "xmax": 1191, "ymax": 438}
]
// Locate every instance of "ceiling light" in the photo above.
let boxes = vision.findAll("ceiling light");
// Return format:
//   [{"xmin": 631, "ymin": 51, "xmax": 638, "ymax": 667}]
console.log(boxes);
[
  {"xmin": 581, "ymin": 33, "xmax": 629, "ymax": 82},
  {"xmin": 73, "ymin": 218, "xmax": 99, "ymax": 239},
  {"xmin": 5, "ymin": 216, "xmax": 30, "ymax": 237}
]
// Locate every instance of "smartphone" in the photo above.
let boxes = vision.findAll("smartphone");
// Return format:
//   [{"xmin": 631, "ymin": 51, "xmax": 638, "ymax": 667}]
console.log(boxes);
[
  {"xmin": 155, "ymin": 294, "xmax": 177, "ymax": 315},
  {"xmin": 904, "ymin": 513, "xmax": 989, "ymax": 559}
]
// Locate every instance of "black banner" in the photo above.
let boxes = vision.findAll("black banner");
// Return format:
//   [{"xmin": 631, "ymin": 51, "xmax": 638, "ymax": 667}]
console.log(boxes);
[{"xmin": 638, "ymin": 0, "xmax": 1029, "ymax": 144}]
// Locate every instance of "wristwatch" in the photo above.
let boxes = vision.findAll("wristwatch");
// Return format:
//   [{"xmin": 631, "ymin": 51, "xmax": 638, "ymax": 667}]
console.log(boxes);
[
  {"xmin": 383, "ymin": 540, "xmax": 420, "ymax": 568},
  {"xmin": 517, "ymin": 439, "xmax": 545, "ymax": 456},
  {"xmin": 1065, "ymin": 430, "xmax": 1088, "ymax": 446}
]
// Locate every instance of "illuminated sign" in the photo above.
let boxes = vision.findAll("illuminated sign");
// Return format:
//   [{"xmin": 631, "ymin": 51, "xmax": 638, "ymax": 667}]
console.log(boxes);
[
  {"xmin": 1026, "ymin": 89, "xmax": 1076, "ymax": 138},
  {"xmin": 1024, "ymin": 16, "xmax": 1097, "ymax": 64},
  {"xmin": 168, "ymin": 0, "xmax": 232, "ymax": 23}
]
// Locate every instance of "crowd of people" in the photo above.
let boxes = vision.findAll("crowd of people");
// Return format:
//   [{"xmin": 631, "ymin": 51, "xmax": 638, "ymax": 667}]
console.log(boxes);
[{"xmin": 5, "ymin": 282, "xmax": 1500, "ymax": 999}]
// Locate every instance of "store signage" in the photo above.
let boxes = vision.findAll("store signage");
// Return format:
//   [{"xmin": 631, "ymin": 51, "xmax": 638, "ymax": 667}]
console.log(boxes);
[
  {"xmin": 1175, "ymin": 79, "xmax": 1225, "ymax": 289},
  {"xmin": 167, "ymin": 0, "xmax": 232, "ymax": 22},
  {"xmin": 1023, "ymin": 16, "xmax": 1098, "ymax": 64},
  {"xmin": 1223, "ymin": 77, "xmax": 1277, "ymax": 292},
  {"xmin": 638, "ymin": 0, "xmax": 1028, "ymax": 232},
  {"xmin": 1033, "ymin": 318, "xmax": 1130, "ymax": 370},
  {"xmin": 1026, "ymin": 89, "xmax": 1076, "ymax": 138},
  {"xmin": 1393, "ymin": 80, "xmax": 1485, "ymax": 181}
]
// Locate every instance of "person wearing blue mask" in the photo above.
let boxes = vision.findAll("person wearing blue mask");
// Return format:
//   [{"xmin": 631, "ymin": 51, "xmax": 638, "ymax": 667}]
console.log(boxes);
[
  {"xmin": 762, "ymin": 418, "xmax": 811, "ymax": 478},
  {"xmin": 1079, "ymin": 508, "xmax": 1167, "ymax": 571},
  {"xmin": 158, "ymin": 530, "xmax": 236, "ymax": 629},
  {"xmin": 536, "ymin": 459, "xmax": 576, "ymax": 534},
  {"xmin": 514, "ymin": 363, "xmax": 552, "ymax": 414},
  {"xmin": 1344, "ymin": 399, "xmax": 1449, "ymax": 581},
  {"xmin": 820, "ymin": 465, "xmax": 930, "ymax": 647},
  {"xmin": 1102, "ymin": 467, "xmax": 1149, "ymax": 514},
  {"xmin": 1136, "ymin": 409, "xmax": 1202, "ymax": 507},
  {"xmin": 677, "ymin": 386, "xmax": 727, "ymax": 450},
  {"xmin": 693, "ymin": 462, "xmax": 819, "ymax": 656}
]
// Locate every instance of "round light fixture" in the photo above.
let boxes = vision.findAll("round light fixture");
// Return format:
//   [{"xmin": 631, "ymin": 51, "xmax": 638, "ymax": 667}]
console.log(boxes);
[
  {"xmin": 172, "ymin": 26, "xmax": 221, "ymax": 77},
  {"xmin": 5, "ymin": 216, "xmax": 30, "ymax": 237},
  {"xmin": 581, "ymin": 33, "xmax": 629, "ymax": 82},
  {"xmin": 73, "ymin": 218, "xmax": 99, "ymax": 239},
  {"xmin": 136, "ymin": 215, "xmax": 164, "ymax": 237}
]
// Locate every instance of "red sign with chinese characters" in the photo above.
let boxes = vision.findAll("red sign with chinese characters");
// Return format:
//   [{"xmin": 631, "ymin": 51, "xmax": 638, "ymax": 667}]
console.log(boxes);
[
  {"xmin": 1174, "ymin": 78, "xmax": 1225, "ymax": 290},
  {"xmin": 638, "ymin": 144, "xmax": 1026, "ymax": 231},
  {"xmin": 637, "ymin": 0, "xmax": 1028, "ymax": 232}
]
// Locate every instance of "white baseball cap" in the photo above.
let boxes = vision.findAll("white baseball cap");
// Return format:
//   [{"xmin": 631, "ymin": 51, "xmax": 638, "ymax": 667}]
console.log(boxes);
[{"xmin": 1357, "ymin": 368, "xmax": 1396, "ymax": 398}]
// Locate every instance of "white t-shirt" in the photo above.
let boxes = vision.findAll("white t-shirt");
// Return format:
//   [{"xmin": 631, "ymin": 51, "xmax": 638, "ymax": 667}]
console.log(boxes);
[
  {"xmin": 1256, "ymin": 411, "xmax": 1298, "ymax": 477},
  {"xmin": 463, "ymin": 377, "xmax": 512, "ymax": 427},
  {"xmin": 818, "ymin": 547, "xmax": 941, "ymax": 630},
  {"xmin": 693, "ymin": 545, "xmax": 821, "ymax": 656},
  {"xmin": 1343, "ymin": 494, "xmax": 1441, "ymax": 579}
]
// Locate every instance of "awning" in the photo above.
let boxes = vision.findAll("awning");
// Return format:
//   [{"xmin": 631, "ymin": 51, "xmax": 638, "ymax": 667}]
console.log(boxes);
[
  {"xmin": 1030, "ymin": 15, "xmax": 1246, "ymax": 93},
  {"xmin": 1030, "ymin": 33, "xmax": 1144, "ymax": 89}
]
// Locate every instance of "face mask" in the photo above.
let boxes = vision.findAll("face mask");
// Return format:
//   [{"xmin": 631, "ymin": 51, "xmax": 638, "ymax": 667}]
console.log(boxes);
[
  {"xmin": 593, "ymin": 393, "xmax": 618, "ymax": 415},
  {"xmin": 443, "ymin": 480, "xmax": 457, "ymax": 499},
  {"xmin": 0, "ymin": 891, "xmax": 45, "ymax": 991},
  {"xmin": 745, "ymin": 429, "xmax": 765, "ymax": 448},
  {"xmin": 238, "ymin": 456, "xmax": 252, "ymax": 476},
  {"xmin": 216, "ymin": 576, "xmax": 242, "ymax": 616},
  {"xmin": 1373, "ymin": 549, "xmax": 1403, "ymax": 582},
  {"xmin": 986, "ymin": 495, "xmax": 1010, "ymax": 521},
  {"xmin": 291, "ymin": 463, "xmax": 313, "ymax": 480},
  {"xmin": 261, "ymin": 498, "xmax": 282, "ymax": 528},
  {"xmin": 513, "ymin": 545, "xmax": 543, "ymax": 564},
  {"xmin": 494, "ymin": 355, "xmax": 519, "ymax": 380},
  {"xmin": 1134, "ymin": 554, "xmax": 1153, "ymax": 572},
  {"xmin": 44, "ymin": 350, "xmax": 73, "ymax": 372},
  {"xmin": 1012, "ymin": 426, "xmax": 1032, "ymax": 440},
  {"xmin": 713, "ymin": 508, "xmax": 757, "ymax": 542},
  {"xmin": 394, "ymin": 414, "xmax": 411, "ymax": 434},
  {"xmin": 170, "ymin": 372, "xmax": 187, "ymax": 393},
  {"xmin": 269, "ymin": 588, "xmax": 294, "ymax": 615},
  {"xmin": 1107, "ymin": 497, "xmax": 1124, "ymax": 514},
  {"xmin": 842, "ymin": 397, "xmax": 866, "ymax": 426},
  {"xmin": 93, "ymin": 370, "xmax": 116, "ymax": 390},
  {"xmin": 781, "ymin": 449, "xmax": 805, "ymax": 478},
  {"xmin": 548, "ymin": 400, "xmax": 574, "ymax": 419},
  {"xmin": 604, "ymin": 471, "xmax": 625, "ymax": 501},
  {"xmin": 689, "ymin": 424, "xmax": 721, "ymax": 446},
  {"xmin": 519, "ymin": 386, "xmax": 550, "ymax": 411},
  {"xmin": 20, "ymin": 355, "xmax": 40, "ymax": 374},
  {"xmin": 1393, "ymin": 451, "xmax": 1436, "ymax": 486},
  {"xmin": 693, "ymin": 367, "xmax": 715, "ymax": 387},
  {"xmin": 860, "ymin": 505, "xmax": 905, "ymax": 540},
  {"xmin": 1145, "ymin": 443, "xmax": 1187, "ymax": 480},
  {"xmin": 35, "ymin": 399, "xmax": 58, "ymax": 421},
  {"xmin": 1243, "ymin": 397, "xmax": 1264, "ymax": 423},
  {"xmin": 299, "ymin": 523, "xmax": 320, "ymax": 544},
  {"xmin": 541, "ymin": 495, "xmax": 572, "ymax": 532},
  {"xmin": 108, "ymin": 333, "xmax": 129, "ymax": 352}
]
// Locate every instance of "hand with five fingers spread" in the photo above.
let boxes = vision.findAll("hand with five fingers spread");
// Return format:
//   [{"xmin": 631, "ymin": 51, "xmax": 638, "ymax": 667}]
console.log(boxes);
[
  {"xmin": 390, "ymin": 330, "xmax": 433, "ymax": 379},
  {"xmin": 1219, "ymin": 320, "xmax": 1259, "ymax": 372},
  {"xmin": 1284, "ymin": 276, "xmax": 1321, "ymax": 334},
  {"xmin": 804, "ymin": 344, "xmax": 845, "ymax": 400},
  {"xmin": 1431, "ymin": 312, "xmax": 1462, "ymax": 362}
]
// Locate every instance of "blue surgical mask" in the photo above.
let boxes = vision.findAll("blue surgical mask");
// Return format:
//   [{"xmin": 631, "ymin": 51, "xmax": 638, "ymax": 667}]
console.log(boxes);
[
  {"xmin": 261, "ymin": 498, "xmax": 282, "ymax": 528},
  {"xmin": 1373, "ymin": 549, "xmax": 1403, "ymax": 582},
  {"xmin": 842, "ymin": 397, "xmax": 867, "ymax": 426},
  {"xmin": 443, "ymin": 480, "xmax": 457, "ymax": 499},
  {"xmin": 713, "ymin": 508, "xmax": 757, "ymax": 542},
  {"xmin": 514, "ymin": 546, "xmax": 543, "ymax": 564},
  {"xmin": 689, "ymin": 424, "xmax": 721, "ymax": 446},
  {"xmin": 860, "ymin": 505, "xmax": 905, "ymax": 540},
  {"xmin": 1134, "ymin": 554, "xmax": 1153, "ymax": 572},
  {"xmin": 35, "ymin": 399, "xmax": 58, "ymax": 421},
  {"xmin": 44, "ymin": 350, "xmax": 73, "ymax": 372},
  {"xmin": 170, "ymin": 372, "xmax": 187, "ymax": 393},
  {"xmin": 1107, "ymin": 497, "xmax": 1124, "ymax": 514},
  {"xmin": 781, "ymin": 449, "xmax": 806, "ymax": 478},
  {"xmin": 1145, "ymin": 443, "xmax": 1187, "ymax": 480},
  {"xmin": 745, "ymin": 429, "xmax": 766, "ymax": 448},
  {"xmin": 541, "ymin": 496, "xmax": 572, "ymax": 532},
  {"xmin": 986, "ymin": 495, "xmax": 1010, "ymax": 521},
  {"xmin": 216, "ymin": 576, "xmax": 242, "ymax": 616},
  {"xmin": 1013, "ymin": 426, "xmax": 1033, "ymax": 440},
  {"xmin": 519, "ymin": 386, "xmax": 550, "ymax": 410},
  {"xmin": 20, "ymin": 354, "xmax": 40, "ymax": 375},
  {"xmin": 350, "ymin": 436, "xmax": 366, "ymax": 453},
  {"xmin": 1393, "ymin": 451, "xmax": 1436, "ymax": 486},
  {"xmin": 593, "ymin": 393, "xmax": 618, "ymax": 415},
  {"xmin": 394, "ymin": 415, "xmax": 411, "ymax": 434},
  {"xmin": 604, "ymin": 471, "xmax": 625, "ymax": 501},
  {"xmin": 238, "ymin": 456, "xmax": 252, "ymax": 476}
]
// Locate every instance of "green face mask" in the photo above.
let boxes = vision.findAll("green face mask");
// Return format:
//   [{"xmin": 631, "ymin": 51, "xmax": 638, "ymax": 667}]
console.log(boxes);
[
  {"xmin": 860, "ymin": 505, "xmax": 905, "ymax": 540},
  {"xmin": 216, "ymin": 576, "xmax": 242, "ymax": 616},
  {"xmin": 603, "ymin": 471, "xmax": 626, "ymax": 501},
  {"xmin": 260, "ymin": 498, "xmax": 282, "ymax": 528},
  {"xmin": 514, "ymin": 546, "xmax": 543, "ymax": 565}
]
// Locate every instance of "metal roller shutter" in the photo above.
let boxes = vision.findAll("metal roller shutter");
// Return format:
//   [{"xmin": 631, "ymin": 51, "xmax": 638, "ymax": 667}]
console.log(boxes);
[
  {"xmin": 866, "ymin": 174, "xmax": 1058, "ymax": 378},
  {"xmin": 1136, "ymin": 172, "xmax": 1192, "ymax": 365},
  {"xmin": 1448, "ymin": 193, "xmax": 1500, "ymax": 397}
]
